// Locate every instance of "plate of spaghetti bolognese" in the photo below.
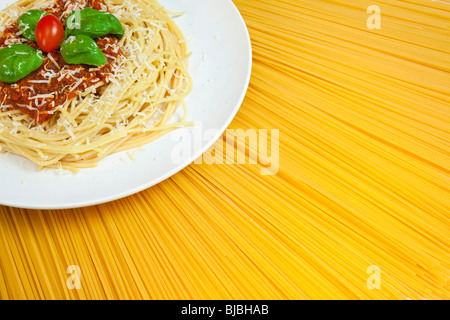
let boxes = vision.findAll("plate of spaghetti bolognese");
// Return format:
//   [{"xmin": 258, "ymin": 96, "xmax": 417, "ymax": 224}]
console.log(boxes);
[{"xmin": 0, "ymin": 0, "xmax": 252, "ymax": 209}]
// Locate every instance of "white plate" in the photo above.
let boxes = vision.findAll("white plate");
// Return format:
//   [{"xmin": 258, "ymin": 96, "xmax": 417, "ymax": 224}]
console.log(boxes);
[{"xmin": 0, "ymin": 0, "xmax": 252, "ymax": 209}]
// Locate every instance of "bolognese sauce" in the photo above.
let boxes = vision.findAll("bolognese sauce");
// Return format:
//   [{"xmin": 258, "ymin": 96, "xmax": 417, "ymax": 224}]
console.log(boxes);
[{"xmin": 0, "ymin": 0, "xmax": 122, "ymax": 123}]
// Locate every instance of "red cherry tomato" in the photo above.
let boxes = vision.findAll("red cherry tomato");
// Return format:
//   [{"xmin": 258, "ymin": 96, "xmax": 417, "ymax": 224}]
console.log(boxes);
[{"xmin": 35, "ymin": 15, "xmax": 64, "ymax": 53}]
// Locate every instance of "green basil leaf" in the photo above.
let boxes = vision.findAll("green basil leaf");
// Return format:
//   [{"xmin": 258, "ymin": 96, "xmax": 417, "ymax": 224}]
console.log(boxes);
[
  {"xmin": 65, "ymin": 8, "xmax": 123, "ymax": 39},
  {"xmin": 0, "ymin": 44, "xmax": 44, "ymax": 83},
  {"xmin": 60, "ymin": 34, "xmax": 107, "ymax": 66},
  {"xmin": 17, "ymin": 10, "xmax": 50, "ymax": 42}
]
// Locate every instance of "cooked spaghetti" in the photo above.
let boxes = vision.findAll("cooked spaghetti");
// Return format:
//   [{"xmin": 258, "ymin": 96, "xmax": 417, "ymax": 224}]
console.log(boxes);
[{"xmin": 0, "ymin": 0, "xmax": 192, "ymax": 171}]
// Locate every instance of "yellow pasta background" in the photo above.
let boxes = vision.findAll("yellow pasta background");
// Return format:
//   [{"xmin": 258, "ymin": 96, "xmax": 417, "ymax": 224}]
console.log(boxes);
[{"xmin": 0, "ymin": 0, "xmax": 449, "ymax": 299}]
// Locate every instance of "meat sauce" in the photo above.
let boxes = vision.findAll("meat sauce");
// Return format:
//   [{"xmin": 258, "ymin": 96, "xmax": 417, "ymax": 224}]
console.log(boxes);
[{"xmin": 0, "ymin": 0, "xmax": 122, "ymax": 123}]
